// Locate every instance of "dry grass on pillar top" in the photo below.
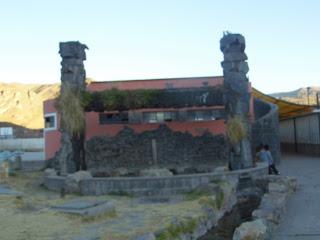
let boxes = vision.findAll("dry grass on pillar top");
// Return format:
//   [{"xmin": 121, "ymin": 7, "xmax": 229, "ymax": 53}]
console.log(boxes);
[
  {"xmin": 55, "ymin": 86, "xmax": 85, "ymax": 135},
  {"xmin": 226, "ymin": 116, "xmax": 247, "ymax": 145}
]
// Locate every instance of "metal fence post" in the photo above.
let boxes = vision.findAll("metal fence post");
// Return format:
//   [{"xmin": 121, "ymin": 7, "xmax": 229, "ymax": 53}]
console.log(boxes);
[{"xmin": 293, "ymin": 118, "xmax": 298, "ymax": 153}]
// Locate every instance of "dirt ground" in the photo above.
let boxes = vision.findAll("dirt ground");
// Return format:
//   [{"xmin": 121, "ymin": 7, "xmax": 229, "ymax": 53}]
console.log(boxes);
[{"xmin": 0, "ymin": 171, "xmax": 207, "ymax": 240}]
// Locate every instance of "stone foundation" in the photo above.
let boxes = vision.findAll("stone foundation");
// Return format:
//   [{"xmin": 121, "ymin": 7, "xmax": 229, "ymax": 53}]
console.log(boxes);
[{"xmin": 44, "ymin": 162, "xmax": 268, "ymax": 196}]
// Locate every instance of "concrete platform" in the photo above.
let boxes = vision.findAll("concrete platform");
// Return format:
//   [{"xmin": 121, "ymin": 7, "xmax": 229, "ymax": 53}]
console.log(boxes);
[
  {"xmin": 52, "ymin": 199, "xmax": 115, "ymax": 217},
  {"xmin": 0, "ymin": 185, "xmax": 21, "ymax": 196}
]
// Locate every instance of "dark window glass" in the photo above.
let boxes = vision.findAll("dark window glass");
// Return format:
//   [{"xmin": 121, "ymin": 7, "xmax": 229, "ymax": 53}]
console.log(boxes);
[
  {"xmin": 45, "ymin": 116, "xmax": 55, "ymax": 128},
  {"xmin": 165, "ymin": 83, "xmax": 174, "ymax": 89},
  {"xmin": 99, "ymin": 112, "xmax": 129, "ymax": 124}
]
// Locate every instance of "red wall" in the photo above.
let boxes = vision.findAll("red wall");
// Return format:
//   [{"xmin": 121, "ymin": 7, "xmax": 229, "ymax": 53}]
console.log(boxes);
[
  {"xmin": 44, "ymin": 99, "xmax": 61, "ymax": 160},
  {"xmin": 85, "ymin": 107, "xmax": 226, "ymax": 140}
]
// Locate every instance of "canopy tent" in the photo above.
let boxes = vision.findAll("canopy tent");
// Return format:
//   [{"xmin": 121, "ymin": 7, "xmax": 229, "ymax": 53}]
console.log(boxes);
[{"xmin": 252, "ymin": 88, "xmax": 315, "ymax": 120}]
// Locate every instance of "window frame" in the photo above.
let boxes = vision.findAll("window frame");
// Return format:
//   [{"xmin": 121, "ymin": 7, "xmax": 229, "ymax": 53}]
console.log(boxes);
[{"xmin": 44, "ymin": 113, "xmax": 57, "ymax": 131}]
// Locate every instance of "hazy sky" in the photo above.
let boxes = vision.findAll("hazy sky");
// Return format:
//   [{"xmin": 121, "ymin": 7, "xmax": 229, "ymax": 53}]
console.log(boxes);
[{"xmin": 1, "ymin": 0, "xmax": 319, "ymax": 93}]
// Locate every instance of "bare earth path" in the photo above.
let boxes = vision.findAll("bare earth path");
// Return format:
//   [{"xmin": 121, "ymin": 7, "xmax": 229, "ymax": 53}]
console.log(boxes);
[{"xmin": 274, "ymin": 154, "xmax": 320, "ymax": 240}]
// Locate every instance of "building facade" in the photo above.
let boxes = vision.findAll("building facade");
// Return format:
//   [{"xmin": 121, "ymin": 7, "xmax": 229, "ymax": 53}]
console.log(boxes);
[{"xmin": 44, "ymin": 76, "xmax": 255, "ymax": 175}]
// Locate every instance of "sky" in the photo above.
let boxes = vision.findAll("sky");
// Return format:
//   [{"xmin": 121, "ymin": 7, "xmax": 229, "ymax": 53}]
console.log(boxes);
[{"xmin": 0, "ymin": 0, "xmax": 319, "ymax": 93}]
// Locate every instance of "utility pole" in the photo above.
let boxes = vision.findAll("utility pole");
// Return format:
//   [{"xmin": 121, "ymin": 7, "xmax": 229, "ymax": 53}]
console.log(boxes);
[{"xmin": 307, "ymin": 87, "xmax": 311, "ymax": 105}]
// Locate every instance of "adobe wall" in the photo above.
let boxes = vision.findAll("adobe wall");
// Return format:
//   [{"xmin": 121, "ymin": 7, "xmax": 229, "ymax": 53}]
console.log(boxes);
[
  {"xmin": 252, "ymin": 99, "xmax": 281, "ymax": 163},
  {"xmin": 85, "ymin": 125, "xmax": 229, "ymax": 175}
]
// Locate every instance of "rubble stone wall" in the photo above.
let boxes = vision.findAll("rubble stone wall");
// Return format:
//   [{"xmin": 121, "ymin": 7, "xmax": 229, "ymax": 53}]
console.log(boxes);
[
  {"xmin": 85, "ymin": 125, "xmax": 229, "ymax": 175},
  {"xmin": 252, "ymin": 99, "xmax": 281, "ymax": 163}
]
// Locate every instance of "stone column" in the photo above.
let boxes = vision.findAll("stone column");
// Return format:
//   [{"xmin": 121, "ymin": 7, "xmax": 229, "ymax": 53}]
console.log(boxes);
[
  {"xmin": 220, "ymin": 33, "xmax": 252, "ymax": 169},
  {"xmin": 58, "ymin": 41, "xmax": 88, "ymax": 174}
]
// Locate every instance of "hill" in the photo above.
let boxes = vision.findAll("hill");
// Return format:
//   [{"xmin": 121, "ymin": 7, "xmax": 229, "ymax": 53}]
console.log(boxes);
[
  {"xmin": 270, "ymin": 86, "xmax": 320, "ymax": 105},
  {"xmin": 0, "ymin": 83, "xmax": 60, "ymax": 129},
  {"xmin": 0, "ymin": 82, "xmax": 319, "ymax": 130}
]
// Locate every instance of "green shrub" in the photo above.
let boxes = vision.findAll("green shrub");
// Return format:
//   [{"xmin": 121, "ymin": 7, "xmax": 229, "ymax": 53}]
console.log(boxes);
[{"xmin": 156, "ymin": 218, "xmax": 198, "ymax": 240}]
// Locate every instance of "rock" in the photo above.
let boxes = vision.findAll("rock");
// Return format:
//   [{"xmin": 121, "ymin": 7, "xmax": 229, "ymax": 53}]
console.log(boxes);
[
  {"xmin": 44, "ymin": 168, "xmax": 57, "ymax": 177},
  {"xmin": 233, "ymin": 219, "xmax": 268, "ymax": 240},
  {"xmin": 287, "ymin": 177, "xmax": 298, "ymax": 192},
  {"xmin": 213, "ymin": 166, "xmax": 227, "ymax": 173},
  {"xmin": 268, "ymin": 182, "xmax": 288, "ymax": 194},
  {"xmin": 252, "ymin": 208, "xmax": 281, "ymax": 225},
  {"xmin": 259, "ymin": 192, "xmax": 287, "ymax": 213},
  {"xmin": 131, "ymin": 233, "xmax": 155, "ymax": 240},
  {"xmin": 139, "ymin": 168, "xmax": 173, "ymax": 177},
  {"xmin": 65, "ymin": 171, "xmax": 92, "ymax": 193},
  {"xmin": 110, "ymin": 167, "xmax": 128, "ymax": 177}
]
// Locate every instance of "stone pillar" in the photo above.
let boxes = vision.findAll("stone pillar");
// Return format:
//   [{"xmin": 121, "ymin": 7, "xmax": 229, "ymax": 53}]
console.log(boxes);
[
  {"xmin": 220, "ymin": 33, "xmax": 252, "ymax": 169},
  {"xmin": 58, "ymin": 41, "xmax": 88, "ymax": 174}
]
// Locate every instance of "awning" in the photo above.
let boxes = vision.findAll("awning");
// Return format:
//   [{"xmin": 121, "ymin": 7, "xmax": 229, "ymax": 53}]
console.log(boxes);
[{"xmin": 252, "ymin": 88, "xmax": 315, "ymax": 120}]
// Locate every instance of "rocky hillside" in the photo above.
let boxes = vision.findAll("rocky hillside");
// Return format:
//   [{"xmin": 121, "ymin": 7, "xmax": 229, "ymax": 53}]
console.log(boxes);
[
  {"xmin": 270, "ymin": 86, "xmax": 320, "ymax": 105},
  {"xmin": 0, "ymin": 82, "xmax": 319, "ymax": 130},
  {"xmin": 0, "ymin": 83, "xmax": 60, "ymax": 129}
]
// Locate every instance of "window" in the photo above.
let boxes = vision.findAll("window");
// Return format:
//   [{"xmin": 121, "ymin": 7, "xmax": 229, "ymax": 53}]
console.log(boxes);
[
  {"xmin": 0, "ymin": 127, "xmax": 13, "ymax": 139},
  {"xmin": 202, "ymin": 81, "xmax": 209, "ymax": 87},
  {"xmin": 187, "ymin": 110, "xmax": 217, "ymax": 121},
  {"xmin": 143, "ymin": 111, "xmax": 177, "ymax": 123},
  {"xmin": 99, "ymin": 112, "xmax": 129, "ymax": 124},
  {"xmin": 166, "ymin": 83, "xmax": 174, "ymax": 89},
  {"xmin": 44, "ymin": 113, "xmax": 57, "ymax": 131}
]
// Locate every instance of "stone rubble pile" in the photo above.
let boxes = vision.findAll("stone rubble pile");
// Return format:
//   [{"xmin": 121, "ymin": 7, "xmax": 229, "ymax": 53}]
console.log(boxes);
[{"xmin": 233, "ymin": 175, "xmax": 297, "ymax": 240}]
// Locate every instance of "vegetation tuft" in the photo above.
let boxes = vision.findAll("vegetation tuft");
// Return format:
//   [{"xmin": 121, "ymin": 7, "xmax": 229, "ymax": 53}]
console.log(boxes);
[
  {"xmin": 226, "ymin": 116, "xmax": 247, "ymax": 145},
  {"xmin": 83, "ymin": 88, "xmax": 161, "ymax": 112},
  {"xmin": 156, "ymin": 218, "xmax": 198, "ymax": 240},
  {"xmin": 184, "ymin": 189, "xmax": 212, "ymax": 201},
  {"xmin": 198, "ymin": 191, "xmax": 225, "ymax": 210},
  {"xmin": 56, "ymin": 85, "xmax": 85, "ymax": 135}
]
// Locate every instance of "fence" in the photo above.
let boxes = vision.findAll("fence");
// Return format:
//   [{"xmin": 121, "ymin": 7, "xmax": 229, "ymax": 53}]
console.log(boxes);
[
  {"xmin": 0, "ymin": 138, "xmax": 44, "ymax": 151},
  {"xmin": 280, "ymin": 112, "xmax": 320, "ymax": 156}
]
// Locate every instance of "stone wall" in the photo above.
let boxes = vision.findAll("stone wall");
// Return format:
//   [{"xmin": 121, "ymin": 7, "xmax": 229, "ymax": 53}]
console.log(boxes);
[
  {"xmin": 43, "ymin": 162, "xmax": 268, "ymax": 195},
  {"xmin": 85, "ymin": 125, "xmax": 229, "ymax": 175},
  {"xmin": 252, "ymin": 99, "xmax": 281, "ymax": 163}
]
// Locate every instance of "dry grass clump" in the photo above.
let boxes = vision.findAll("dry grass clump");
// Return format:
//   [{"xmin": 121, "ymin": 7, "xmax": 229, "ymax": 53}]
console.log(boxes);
[
  {"xmin": 56, "ymin": 85, "xmax": 85, "ymax": 135},
  {"xmin": 226, "ymin": 116, "xmax": 247, "ymax": 145}
]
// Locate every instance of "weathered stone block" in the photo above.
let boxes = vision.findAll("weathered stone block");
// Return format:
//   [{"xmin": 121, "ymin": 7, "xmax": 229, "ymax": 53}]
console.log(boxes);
[
  {"xmin": 220, "ymin": 33, "xmax": 246, "ymax": 53},
  {"xmin": 65, "ymin": 171, "xmax": 92, "ymax": 193},
  {"xmin": 52, "ymin": 199, "xmax": 115, "ymax": 217},
  {"xmin": 252, "ymin": 208, "xmax": 282, "ymax": 225},
  {"xmin": 44, "ymin": 168, "xmax": 57, "ymax": 177},
  {"xmin": 59, "ymin": 41, "xmax": 88, "ymax": 59},
  {"xmin": 139, "ymin": 168, "xmax": 173, "ymax": 177},
  {"xmin": 224, "ymin": 52, "xmax": 248, "ymax": 61},
  {"xmin": 233, "ymin": 219, "xmax": 268, "ymax": 240},
  {"xmin": 268, "ymin": 182, "xmax": 288, "ymax": 194}
]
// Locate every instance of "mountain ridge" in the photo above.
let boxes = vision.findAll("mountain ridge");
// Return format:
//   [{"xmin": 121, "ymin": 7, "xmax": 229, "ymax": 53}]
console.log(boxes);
[{"xmin": 0, "ymin": 83, "xmax": 319, "ymax": 130}]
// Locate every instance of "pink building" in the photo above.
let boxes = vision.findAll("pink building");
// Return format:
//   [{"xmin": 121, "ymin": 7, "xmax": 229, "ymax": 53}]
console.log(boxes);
[{"xmin": 44, "ymin": 76, "xmax": 253, "ymax": 164}]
